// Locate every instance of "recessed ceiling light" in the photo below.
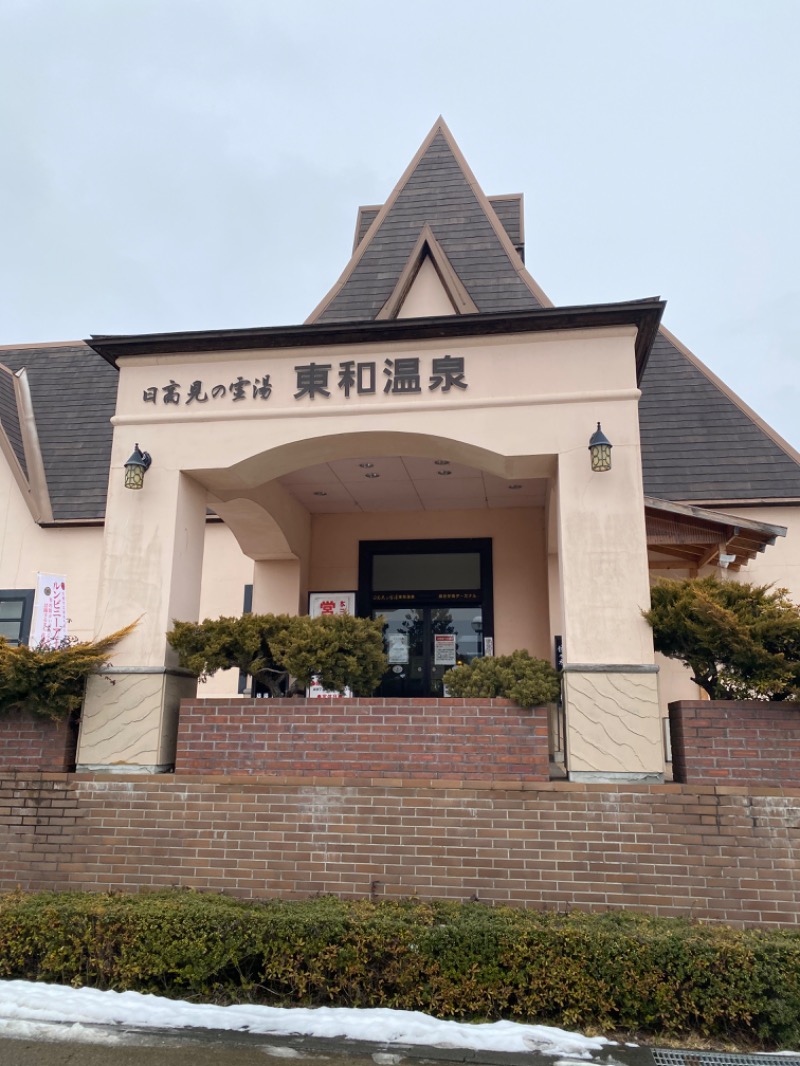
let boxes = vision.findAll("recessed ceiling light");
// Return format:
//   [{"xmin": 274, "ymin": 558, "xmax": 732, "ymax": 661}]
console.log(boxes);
[
  {"xmin": 365, "ymin": 473, "xmax": 381, "ymax": 479},
  {"xmin": 434, "ymin": 459, "xmax": 450, "ymax": 466},
  {"xmin": 509, "ymin": 484, "xmax": 522, "ymax": 490},
  {"xmin": 359, "ymin": 462, "xmax": 374, "ymax": 468},
  {"xmin": 313, "ymin": 491, "xmax": 328, "ymax": 496},
  {"xmin": 438, "ymin": 470, "xmax": 453, "ymax": 477}
]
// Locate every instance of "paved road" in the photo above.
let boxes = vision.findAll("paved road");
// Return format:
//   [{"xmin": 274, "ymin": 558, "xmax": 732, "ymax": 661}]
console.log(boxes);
[
  {"xmin": 0, "ymin": 1025, "xmax": 658, "ymax": 1066},
  {"xmin": 0, "ymin": 1028, "xmax": 380, "ymax": 1066}
]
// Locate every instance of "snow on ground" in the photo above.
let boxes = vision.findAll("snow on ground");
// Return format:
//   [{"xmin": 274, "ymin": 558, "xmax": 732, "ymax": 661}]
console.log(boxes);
[{"xmin": 0, "ymin": 979, "xmax": 612, "ymax": 1055}]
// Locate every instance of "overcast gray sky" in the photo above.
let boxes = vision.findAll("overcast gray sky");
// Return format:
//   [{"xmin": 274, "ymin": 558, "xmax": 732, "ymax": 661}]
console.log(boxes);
[{"xmin": 1, "ymin": 0, "xmax": 798, "ymax": 449}]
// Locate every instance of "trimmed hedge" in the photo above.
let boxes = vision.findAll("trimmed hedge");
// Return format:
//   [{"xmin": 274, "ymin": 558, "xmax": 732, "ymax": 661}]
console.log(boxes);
[{"xmin": 1, "ymin": 892, "xmax": 799, "ymax": 1046}]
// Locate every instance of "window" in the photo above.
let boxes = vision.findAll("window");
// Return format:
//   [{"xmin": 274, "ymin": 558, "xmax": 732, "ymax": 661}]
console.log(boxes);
[{"xmin": 0, "ymin": 590, "xmax": 35, "ymax": 645}]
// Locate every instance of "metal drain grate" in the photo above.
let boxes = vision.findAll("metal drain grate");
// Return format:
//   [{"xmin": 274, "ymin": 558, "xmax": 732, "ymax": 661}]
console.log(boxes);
[{"xmin": 653, "ymin": 1051, "xmax": 800, "ymax": 1066}]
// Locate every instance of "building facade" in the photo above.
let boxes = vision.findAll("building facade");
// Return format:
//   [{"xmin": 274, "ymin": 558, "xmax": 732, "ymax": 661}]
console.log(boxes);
[{"xmin": 2, "ymin": 119, "xmax": 799, "ymax": 781}]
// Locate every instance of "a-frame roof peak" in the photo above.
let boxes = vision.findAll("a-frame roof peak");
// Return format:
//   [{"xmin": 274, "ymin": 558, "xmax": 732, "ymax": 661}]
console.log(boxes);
[{"xmin": 307, "ymin": 118, "xmax": 551, "ymax": 323}]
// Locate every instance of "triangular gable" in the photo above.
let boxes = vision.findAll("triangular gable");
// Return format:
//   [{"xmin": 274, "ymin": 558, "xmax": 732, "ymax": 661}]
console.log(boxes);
[
  {"xmin": 639, "ymin": 328, "xmax": 800, "ymax": 504},
  {"xmin": 376, "ymin": 224, "xmax": 478, "ymax": 319},
  {"xmin": 308, "ymin": 117, "xmax": 551, "ymax": 323}
]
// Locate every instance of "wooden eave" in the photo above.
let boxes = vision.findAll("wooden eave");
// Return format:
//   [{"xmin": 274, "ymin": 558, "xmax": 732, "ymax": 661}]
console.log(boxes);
[{"xmin": 645, "ymin": 496, "xmax": 786, "ymax": 573}]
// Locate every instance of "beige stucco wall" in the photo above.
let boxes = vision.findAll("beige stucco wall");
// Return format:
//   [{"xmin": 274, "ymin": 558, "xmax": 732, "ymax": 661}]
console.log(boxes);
[
  {"xmin": 0, "ymin": 458, "xmax": 103, "ymax": 641},
  {"xmin": 309, "ymin": 507, "xmax": 549, "ymax": 658},
  {"xmin": 396, "ymin": 257, "xmax": 457, "ymax": 318},
  {"xmin": 0, "ymin": 448, "xmax": 252, "ymax": 698},
  {"xmin": 196, "ymin": 521, "xmax": 254, "ymax": 696},
  {"xmin": 728, "ymin": 504, "xmax": 800, "ymax": 604}
]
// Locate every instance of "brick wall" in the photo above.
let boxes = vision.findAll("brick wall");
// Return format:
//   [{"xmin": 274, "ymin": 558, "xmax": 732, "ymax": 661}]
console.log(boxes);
[
  {"xmin": 176, "ymin": 698, "xmax": 551, "ymax": 781},
  {"xmin": 0, "ymin": 711, "xmax": 78, "ymax": 773},
  {"xmin": 670, "ymin": 700, "xmax": 800, "ymax": 786},
  {"xmin": 1, "ymin": 771, "xmax": 799, "ymax": 927}
]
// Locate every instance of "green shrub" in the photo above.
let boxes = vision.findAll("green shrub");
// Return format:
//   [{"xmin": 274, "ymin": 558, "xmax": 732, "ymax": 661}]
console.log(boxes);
[
  {"xmin": 269, "ymin": 613, "xmax": 387, "ymax": 696},
  {"xmin": 443, "ymin": 649, "xmax": 561, "ymax": 707},
  {"xmin": 0, "ymin": 622, "xmax": 137, "ymax": 720},
  {"xmin": 167, "ymin": 614, "xmax": 295, "ymax": 695},
  {"xmin": 644, "ymin": 577, "xmax": 800, "ymax": 700},
  {"xmin": 0, "ymin": 892, "xmax": 799, "ymax": 1046},
  {"xmin": 168, "ymin": 613, "xmax": 387, "ymax": 697}
]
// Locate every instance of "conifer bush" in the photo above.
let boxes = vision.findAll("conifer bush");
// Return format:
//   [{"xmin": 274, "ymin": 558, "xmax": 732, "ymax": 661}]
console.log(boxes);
[
  {"xmin": 443, "ymin": 649, "xmax": 561, "ymax": 707},
  {"xmin": 0, "ymin": 622, "xmax": 136, "ymax": 720},
  {"xmin": 168, "ymin": 613, "xmax": 387, "ymax": 697},
  {"xmin": 644, "ymin": 577, "xmax": 800, "ymax": 700}
]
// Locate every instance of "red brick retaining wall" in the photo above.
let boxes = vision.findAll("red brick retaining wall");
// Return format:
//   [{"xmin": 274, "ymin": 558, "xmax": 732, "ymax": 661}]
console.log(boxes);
[
  {"xmin": 175, "ymin": 698, "xmax": 550, "ymax": 781},
  {"xmin": 0, "ymin": 711, "xmax": 78, "ymax": 773},
  {"xmin": 669, "ymin": 700, "xmax": 800, "ymax": 786},
  {"xmin": 2, "ymin": 772, "xmax": 799, "ymax": 927}
]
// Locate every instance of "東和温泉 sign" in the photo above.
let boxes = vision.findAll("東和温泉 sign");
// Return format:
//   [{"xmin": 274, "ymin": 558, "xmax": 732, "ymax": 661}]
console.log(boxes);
[{"xmin": 141, "ymin": 355, "xmax": 468, "ymax": 407}]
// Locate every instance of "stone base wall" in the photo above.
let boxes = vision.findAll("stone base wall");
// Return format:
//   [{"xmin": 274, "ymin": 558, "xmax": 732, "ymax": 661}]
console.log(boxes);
[
  {"xmin": 2, "ymin": 772, "xmax": 799, "ymax": 928},
  {"xmin": 0, "ymin": 712, "xmax": 78, "ymax": 773},
  {"xmin": 176, "ymin": 698, "xmax": 551, "ymax": 781},
  {"xmin": 669, "ymin": 700, "xmax": 800, "ymax": 786}
]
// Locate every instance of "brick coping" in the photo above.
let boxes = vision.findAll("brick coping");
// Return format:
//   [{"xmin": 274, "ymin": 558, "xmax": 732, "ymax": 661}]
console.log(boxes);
[
  {"xmin": 180, "ymin": 696, "xmax": 524, "ymax": 708},
  {"xmin": 5, "ymin": 770, "xmax": 800, "ymax": 797}
]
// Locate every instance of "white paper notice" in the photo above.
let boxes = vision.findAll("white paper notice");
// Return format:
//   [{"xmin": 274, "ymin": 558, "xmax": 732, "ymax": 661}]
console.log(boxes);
[{"xmin": 434, "ymin": 633, "xmax": 456, "ymax": 665}]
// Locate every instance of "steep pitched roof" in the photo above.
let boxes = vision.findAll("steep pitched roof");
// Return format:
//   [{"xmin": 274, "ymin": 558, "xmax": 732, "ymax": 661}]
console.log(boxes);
[
  {"xmin": 0, "ymin": 344, "xmax": 118, "ymax": 521},
  {"xmin": 309, "ymin": 118, "xmax": 549, "ymax": 323},
  {"xmin": 639, "ymin": 329, "xmax": 800, "ymax": 503}
]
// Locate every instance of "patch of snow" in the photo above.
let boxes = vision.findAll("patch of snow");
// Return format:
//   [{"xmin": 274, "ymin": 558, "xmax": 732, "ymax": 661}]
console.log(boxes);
[{"xmin": 0, "ymin": 980, "xmax": 611, "ymax": 1056}]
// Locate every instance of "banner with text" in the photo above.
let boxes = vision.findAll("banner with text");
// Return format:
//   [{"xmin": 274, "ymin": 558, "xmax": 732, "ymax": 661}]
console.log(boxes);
[{"xmin": 31, "ymin": 573, "xmax": 68, "ymax": 649}]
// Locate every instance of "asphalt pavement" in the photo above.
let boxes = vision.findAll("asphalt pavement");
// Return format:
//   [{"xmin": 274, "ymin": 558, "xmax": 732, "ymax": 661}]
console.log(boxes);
[
  {"xmin": 0, "ymin": 1024, "xmax": 657, "ymax": 1066},
  {"xmin": 1, "ymin": 1023, "xmax": 798, "ymax": 1066}
]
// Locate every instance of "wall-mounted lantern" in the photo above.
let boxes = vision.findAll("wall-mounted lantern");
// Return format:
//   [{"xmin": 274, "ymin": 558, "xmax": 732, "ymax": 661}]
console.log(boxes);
[
  {"xmin": 588, "ymin": 422, "xmax": 612, "ymax": 472},
  {"xmin": 124, "ymin": 444, "xmax": 152, "ymax": 490}
]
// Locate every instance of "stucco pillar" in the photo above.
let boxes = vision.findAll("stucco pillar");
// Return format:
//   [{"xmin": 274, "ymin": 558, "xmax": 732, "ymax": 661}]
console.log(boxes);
[
  {"xmin": 252, "ymin": 558, "xmax": 303, "ymax": 616},
  {"xmin": 556, "ymin": 429, "xmax": 662, "ymax": 781},
  {"xmin": 77, "ymin": 468, "xmax": 207, "ymax": 772}
]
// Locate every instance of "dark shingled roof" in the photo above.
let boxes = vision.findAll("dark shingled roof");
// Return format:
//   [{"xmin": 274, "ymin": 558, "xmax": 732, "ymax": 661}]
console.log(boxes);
[
  {"xmin": 639, "ymin": 331, "xmax": 800, "ymax": 502},
  {"xmin": 313, "ymin": 124, "xmax": 544, "ymax": 322},
  {"xmin": 353, "ymin": 206, "xmax": 380, "ymax": 250},
  {"xmin": 0, "ymin": 345, "xmax": 118, "ymax": 521},
  {"xmin": 354, "ymin": 194, "xmax": 524, "ymax": 258},
  {"xmin": 488, "ymin": 195, "xmax": 524, "ymax": 259},
  {"xmin": 0, "ymin": 364, "xmax": 26, "ymax": 477}
]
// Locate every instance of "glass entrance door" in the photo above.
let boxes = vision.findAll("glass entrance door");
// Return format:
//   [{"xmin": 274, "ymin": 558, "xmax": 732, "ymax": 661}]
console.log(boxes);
[
  {"xmin": 374, "ymin": 605, "xmax": 485, "ymax": 697},
  {"xmin": 359, "ymin": 538, "xmax": 494, "ymax": 698}
]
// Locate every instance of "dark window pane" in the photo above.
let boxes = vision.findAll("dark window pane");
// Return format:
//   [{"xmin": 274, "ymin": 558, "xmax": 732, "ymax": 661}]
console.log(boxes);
[{"xmin": 372, "ymin": 552, "xmax": 480, "ymax": 591}]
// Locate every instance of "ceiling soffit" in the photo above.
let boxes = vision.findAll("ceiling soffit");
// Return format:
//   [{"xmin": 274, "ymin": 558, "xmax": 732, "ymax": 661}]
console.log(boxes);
[{"xmin": 278, "ymin": 454, "xmax": 547, "ymax": 514}]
